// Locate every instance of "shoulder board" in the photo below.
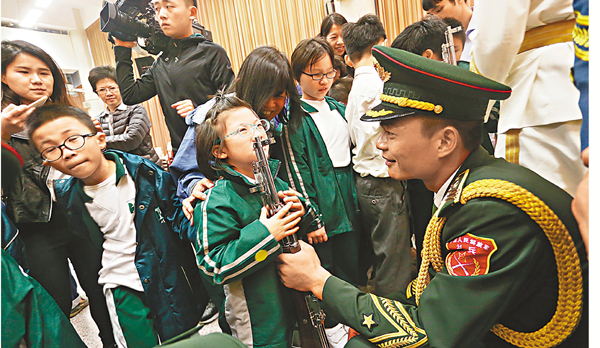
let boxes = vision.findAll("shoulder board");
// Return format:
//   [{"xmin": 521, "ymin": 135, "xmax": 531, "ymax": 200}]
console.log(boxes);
[{"xmin": 434, "ymin": 169, "xmax": 469, "ymax": 217}]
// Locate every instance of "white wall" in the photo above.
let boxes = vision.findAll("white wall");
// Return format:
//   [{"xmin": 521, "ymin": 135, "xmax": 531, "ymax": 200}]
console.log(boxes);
[{"xmin": 333, "ymin": 0, "xmax": 377, "ymax": 22}]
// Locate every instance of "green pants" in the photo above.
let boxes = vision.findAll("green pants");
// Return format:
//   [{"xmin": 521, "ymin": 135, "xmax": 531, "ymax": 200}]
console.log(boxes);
[{"xmin": 108, "ymin": 286, "xmax": 159, "ymax": 348}]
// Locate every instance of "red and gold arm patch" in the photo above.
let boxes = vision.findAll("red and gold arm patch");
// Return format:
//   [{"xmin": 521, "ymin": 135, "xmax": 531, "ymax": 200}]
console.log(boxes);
[{"xmin": 445, "ymin": 233, "xmax": 498, "ymax": 276}]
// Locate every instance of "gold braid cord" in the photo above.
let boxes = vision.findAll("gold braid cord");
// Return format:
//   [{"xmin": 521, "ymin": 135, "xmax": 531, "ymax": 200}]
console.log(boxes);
[{"xmin": 415, "ymin": 179, "xmax": 583, "ymax": 348}]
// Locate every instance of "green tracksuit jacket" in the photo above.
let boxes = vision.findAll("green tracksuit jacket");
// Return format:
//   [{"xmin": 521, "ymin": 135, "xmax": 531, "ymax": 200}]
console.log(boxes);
[{"xmin": 193, "ymin": 160, "xmax": 319, "ymax": 348}]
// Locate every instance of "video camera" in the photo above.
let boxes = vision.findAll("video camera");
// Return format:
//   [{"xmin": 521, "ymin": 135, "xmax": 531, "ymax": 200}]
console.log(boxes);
[{"xmin": 100, "ymin": 0, "xmax": 213, "ymax": 55}]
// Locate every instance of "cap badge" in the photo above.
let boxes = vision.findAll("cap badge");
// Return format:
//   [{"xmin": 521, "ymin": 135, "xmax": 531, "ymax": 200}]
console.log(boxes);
[{"xmin": 374, "ymin": 59, "xmax": 391, "ymax": 82}]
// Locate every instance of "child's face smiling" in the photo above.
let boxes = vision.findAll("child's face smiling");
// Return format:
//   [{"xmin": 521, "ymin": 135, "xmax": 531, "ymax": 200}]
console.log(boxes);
[
  {"xmin": 299, "ymin": 54, "xmax": 335, "ymax": 101},
  {"xmin": 31, "ymin": 117, "xmax": 111, "ymax": 185},
  {"xmin": 219, "ymin": 107, "xmax": 269, "ymax": 179}
]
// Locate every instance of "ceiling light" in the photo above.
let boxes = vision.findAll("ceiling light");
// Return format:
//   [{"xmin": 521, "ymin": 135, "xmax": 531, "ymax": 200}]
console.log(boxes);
[
  {"xmin": 20, "ymin": 9, "xmax": 43, "ymax": 28},
  {"xmin": 35, "ymin": 0, "xmax": 52, "ymax": 9}
]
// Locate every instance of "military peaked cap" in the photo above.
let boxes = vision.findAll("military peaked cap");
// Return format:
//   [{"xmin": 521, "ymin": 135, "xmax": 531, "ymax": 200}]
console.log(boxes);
[{"xmin": 362, "ymin": 45, "xmax": 512, "ymax": 122}]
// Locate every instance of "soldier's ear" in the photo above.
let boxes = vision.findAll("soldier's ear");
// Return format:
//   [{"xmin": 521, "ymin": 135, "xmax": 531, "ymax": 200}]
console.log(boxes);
[{"xmin": 438, "ymin": 126, "xmax": 459, "ymax": 158}]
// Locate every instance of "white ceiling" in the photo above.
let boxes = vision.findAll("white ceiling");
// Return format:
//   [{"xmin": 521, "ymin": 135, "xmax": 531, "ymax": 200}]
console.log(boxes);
[{"xmin": 1, "ymin": 0, "xmax": 107, "ymax": 31}]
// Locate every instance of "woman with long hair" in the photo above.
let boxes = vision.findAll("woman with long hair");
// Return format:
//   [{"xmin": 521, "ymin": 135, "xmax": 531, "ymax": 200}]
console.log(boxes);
[
  {"xmin": 1, "ymin": 40, "xmax": 116, "ymax": 347},
  {"xmin": 319, "ymin": 13, "xmax": 348, "ymax": 57}
]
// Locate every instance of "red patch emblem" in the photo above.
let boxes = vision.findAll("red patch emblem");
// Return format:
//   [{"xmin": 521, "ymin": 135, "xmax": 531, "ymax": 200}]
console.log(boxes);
[{"xmin": 445, "ymin": 233, "xmax": 498, "ymax": 276}]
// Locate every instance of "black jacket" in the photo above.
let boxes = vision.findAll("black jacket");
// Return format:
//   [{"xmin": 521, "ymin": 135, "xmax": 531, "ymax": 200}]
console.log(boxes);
[
  {"xmin": 5, "ymin": 134, "xmax": 51, "ymax": 224},
  {"xmin": 114, "ymin": 34, "xmax": 235, "ymax": 150}
]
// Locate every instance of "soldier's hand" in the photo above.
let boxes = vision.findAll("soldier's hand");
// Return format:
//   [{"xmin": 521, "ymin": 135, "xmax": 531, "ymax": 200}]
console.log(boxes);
[
  {"xmin": 113, "ymin": 37, "xmax": 137, "ymax": 48},
  {"xmin": 182, "ymin": 178, "xmax": 214, "ymax": 224},
  {"xmin": 171, "ymin": 99, "xmax": 195, "ymax": 118},
  {"xmin": 259, "ymin": 203, "xmax": 301, "ymax": 241},
  {"xmin": 276, "ymin": 241, "xmax": 331, "ymax": 299},
  {"xmin": 572, "ymin": 147, "xmax": 589, "ymax": 256}
]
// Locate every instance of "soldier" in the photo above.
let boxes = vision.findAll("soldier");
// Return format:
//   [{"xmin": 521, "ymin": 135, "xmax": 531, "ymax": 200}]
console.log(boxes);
[{"xmin": 277, "ymin": 46, "xmax": 588, "ymax": 347}]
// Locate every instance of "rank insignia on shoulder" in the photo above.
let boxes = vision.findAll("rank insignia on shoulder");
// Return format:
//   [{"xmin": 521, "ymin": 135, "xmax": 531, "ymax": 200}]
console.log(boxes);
[
  {"xmin": 362, "ymin": 313, "xmax": 378, "ymax": 331},
  {"xmin": 445, "ymin": 233, "xmax": 498, "ymax": 276}
]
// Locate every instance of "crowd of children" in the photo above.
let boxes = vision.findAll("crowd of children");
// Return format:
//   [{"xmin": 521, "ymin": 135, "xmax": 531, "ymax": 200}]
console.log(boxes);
[{"xmin": 0, "ymin": 1, "xmax": 589, "ymax": 347}]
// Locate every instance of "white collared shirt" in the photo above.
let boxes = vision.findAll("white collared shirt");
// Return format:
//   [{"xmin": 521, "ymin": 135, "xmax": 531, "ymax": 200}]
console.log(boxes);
[
  {"xmin": 460, "ymin": 7, "xmax": 476, "ymax": 62},
  {"xmin": 433, "ymin": 168, "xmax": 460, "ymax": 209}
]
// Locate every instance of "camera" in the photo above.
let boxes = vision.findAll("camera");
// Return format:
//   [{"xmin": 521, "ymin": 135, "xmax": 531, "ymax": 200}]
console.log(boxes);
[{"xmin": 100, "ymin": 0, "xmax": 213, "ymax": 55}]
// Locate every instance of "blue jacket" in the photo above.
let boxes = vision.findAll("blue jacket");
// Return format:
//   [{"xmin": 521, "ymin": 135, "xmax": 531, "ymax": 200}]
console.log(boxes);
[{"xmin": 53, "ymin": 151, "xmax": 206, "ymax": 341}]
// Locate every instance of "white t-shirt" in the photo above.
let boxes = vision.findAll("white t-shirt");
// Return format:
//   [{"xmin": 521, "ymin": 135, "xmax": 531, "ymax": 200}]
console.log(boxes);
[
  {"xmin": 302, "ymin": 98, "xmax": 351, "ymax": 167},
  {"xmin": 83, "ymin": 162, "xmax": 143, "ymax": 292}
]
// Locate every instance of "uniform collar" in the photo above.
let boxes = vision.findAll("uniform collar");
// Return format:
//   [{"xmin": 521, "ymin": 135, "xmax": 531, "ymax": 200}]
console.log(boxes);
[{"xmin": 301, "ymin": 97, "xmax": 337, "ymax": 113}]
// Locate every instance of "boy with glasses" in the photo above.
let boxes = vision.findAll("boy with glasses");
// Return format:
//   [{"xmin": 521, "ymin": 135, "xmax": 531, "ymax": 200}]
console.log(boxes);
[
  {"xmin": 89, "ymin": 65, "xmax": 162, "ymax": 166},
  {"xmin": 27, "ymin": 104, "xmax": 206, "ymax": 347}
]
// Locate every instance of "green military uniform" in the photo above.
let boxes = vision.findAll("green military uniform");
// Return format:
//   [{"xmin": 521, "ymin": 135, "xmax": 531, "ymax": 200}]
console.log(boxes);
[{"xmin": 318, "ymin": 46, "xmax": 588, "ymax": 347}]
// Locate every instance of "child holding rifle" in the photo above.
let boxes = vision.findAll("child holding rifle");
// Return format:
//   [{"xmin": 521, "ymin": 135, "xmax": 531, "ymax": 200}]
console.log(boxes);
[{"xmin": 194, "ymin": 94, "xmax": 321, "ymax": 348}]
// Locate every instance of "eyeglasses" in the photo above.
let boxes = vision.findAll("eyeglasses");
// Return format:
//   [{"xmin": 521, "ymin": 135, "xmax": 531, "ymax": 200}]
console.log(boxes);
[
  {"xmin": 302, "ymin": 70, "xmax": 337, "ymax": 81},
  {"xmin": 96, "ymin": 86, "xmax": 119, "ymax": 95},
  {"xmin": 218, "ymin": 119, "xmax": 270, "ymax": 144},
  {"xmin": 40, "ymin": 133, "xmax": 96, "ymax": 162}
]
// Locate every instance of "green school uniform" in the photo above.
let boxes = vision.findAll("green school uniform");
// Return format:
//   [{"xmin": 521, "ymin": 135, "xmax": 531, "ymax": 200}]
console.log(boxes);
[
  {"xmin": 272, "ymin": 97, "xmax": 366, "ymax": 287},
  {"xmin": 193, "ymin": 160, "xmax": 319, "ymax": 348}
]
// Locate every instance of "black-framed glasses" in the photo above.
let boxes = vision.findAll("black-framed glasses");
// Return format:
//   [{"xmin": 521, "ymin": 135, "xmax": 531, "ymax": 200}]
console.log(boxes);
[
  {"xmin": 302, "ymin": 70, "xmax": 337, "ymax": 81},
  {"xmin": 40, "ymin": 133, "xmax": 96, "ymax": 162}
]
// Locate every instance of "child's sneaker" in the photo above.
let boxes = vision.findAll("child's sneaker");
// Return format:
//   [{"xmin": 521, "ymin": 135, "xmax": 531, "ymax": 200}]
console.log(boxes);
[{"xmin": 70, "ymin": 296, "xmax": 89, "ymax": 318}]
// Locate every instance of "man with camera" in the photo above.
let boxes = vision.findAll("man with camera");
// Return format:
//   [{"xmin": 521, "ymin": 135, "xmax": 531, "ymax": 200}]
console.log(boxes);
[
  {"xmin": 111, "ymin": 0, "xmax": 235, "ymax": 155},
  {"xmin": 110, "ymin": 0, "xmax": 233, "ymax": 324}
]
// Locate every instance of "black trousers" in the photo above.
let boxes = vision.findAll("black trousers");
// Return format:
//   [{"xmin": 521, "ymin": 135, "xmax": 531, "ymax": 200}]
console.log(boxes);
[{"xmin": 17, "ymin": 213, "xmax": 116, "ymax": 347}]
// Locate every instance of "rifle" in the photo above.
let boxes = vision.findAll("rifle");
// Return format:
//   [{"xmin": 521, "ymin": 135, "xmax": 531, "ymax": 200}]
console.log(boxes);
[
  {"xmin": 441, "ymin": 25, "xmax": 462, "ymax": 66},
  {"xmin": 251, "ymin": 135, "xmax": 331, "ymax": 348}
]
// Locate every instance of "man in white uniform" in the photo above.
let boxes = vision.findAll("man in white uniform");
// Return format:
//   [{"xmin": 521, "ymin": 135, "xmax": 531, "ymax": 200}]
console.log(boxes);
[{"xmin": 470, "ymin": 0, "xmax": 585, "ymax": 196}]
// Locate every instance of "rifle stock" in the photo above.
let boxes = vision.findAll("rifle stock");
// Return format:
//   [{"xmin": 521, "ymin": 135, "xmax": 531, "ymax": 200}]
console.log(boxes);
[{"xmin": 251, "ymin": 136, "xmax": 331, "ymax": 348}]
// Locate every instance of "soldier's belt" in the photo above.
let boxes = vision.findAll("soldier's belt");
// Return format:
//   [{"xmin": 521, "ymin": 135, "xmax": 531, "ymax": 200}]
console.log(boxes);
[{"xmin": 518, "ymin": 18, "xmax": 576, "ymax": 54}]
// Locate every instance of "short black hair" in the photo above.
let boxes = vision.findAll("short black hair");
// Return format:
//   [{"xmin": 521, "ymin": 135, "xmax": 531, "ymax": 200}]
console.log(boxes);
[
  {"xmin": 391, "ymin": 15, "xmax": 447, "ymax": 56},
  {"xmin": 342, "ymin": 14, "xmax": 387, "ymax": 62},
  {"xmin": 442, "ymin": 17, "xmax": 466, "ymax": 45},
  {"xmin": 422, "ymin": 0, "xmax": 453, "ymax": 11},
  {"xmin": 319, "ymin": 13, "xmax": 348, "ymax": 37},
  {"xmin": 328, "ymin": 76, "xmax": 353, "ymax": 105},
  {"xmin": 27, "ymin": 104, "xmax": 97, "ymax": 140},
  {"xmin": 88, "ymin": 65, "xmax": 116, "ymax": 92},
  {"xmin": 332, "ymin": 55, "xmax": 348, "ymax": 78},
  {"xmin": 291, "ymin": 37, "xmax": 335, "ymax": 82}
]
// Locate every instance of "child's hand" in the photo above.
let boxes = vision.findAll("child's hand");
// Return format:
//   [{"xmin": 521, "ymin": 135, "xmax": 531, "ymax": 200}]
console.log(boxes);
[
  {"xmin": 278, "ymin": 190, "xmax": 305, "ymax": 216},
  {"xmin": 259, "ymin": 203, "xmax": 302, "ymax": 241},
  {"xmin": 171, "ymin": 99, "xmax": 195, "ymax": 118},
  {"xmin": 182, "ymin": 178, "xmax": 214, "ymax": 225},
  {"xmin": 306, "ymin": 227, "xmax": 328, "ymax": 244}
]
